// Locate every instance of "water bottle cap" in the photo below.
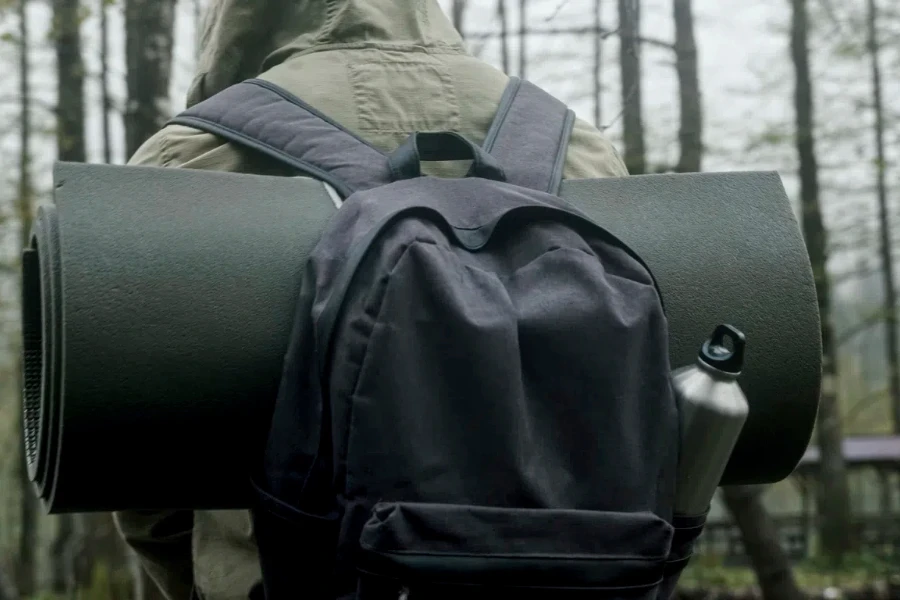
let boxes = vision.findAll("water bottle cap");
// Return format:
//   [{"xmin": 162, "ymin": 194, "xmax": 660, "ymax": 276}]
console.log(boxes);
[{"xmin": 698, "ymin": 324, "xmax": 746, "ymax": 375}]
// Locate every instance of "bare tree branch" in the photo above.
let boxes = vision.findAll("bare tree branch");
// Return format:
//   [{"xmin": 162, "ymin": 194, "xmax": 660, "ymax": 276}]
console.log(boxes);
[
  {"xmin": 816, "ymin": 0, "xmax": 851, "ymax": 40},
  {"xmin": 832, "ymin": 266, "xmax": 879, "ymax": 286},
  {"xmin": 544, "ymin": 0, "xmax": 569, "ymax": 22},
  {"xmin": 836, "ymin": 306, "xmax": 897, "ymax": 347},
  {"xmin": 0, "ymin": 95, "xmax": 57, "ymax": 112},
  {"xmin": 466, "ymin": 25, "xmax": 672, "ymax": 50},
  {"xmin": 600, "ymin": 78, "xmax": 637, "ymax": 132},
  {"xmin": 844, "ymin": 387, "xmax": 888, "ymax": 427}
]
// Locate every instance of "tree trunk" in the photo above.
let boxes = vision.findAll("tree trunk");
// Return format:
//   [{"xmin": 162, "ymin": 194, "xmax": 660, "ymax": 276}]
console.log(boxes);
[
  {"xmin": 123, "ymin": 1, "xmax": 178, "ymax": 592},
  {"xmin": 722, "ymin": 486, "xmax": 806, "ymax": 600},
  {"xmin": 54, "ymin": 0, "xmax": 86, "ymax": 164},
  {"xmin": 51, "ymin": 513, "xmax": 76, "ymax": 594},
  {"xmin": 145, "ymin": 570, "xmax": 168, "ymax": 600},
  {"xmin": 865, "ymin": 0, "xmax": 899, "ymax": 433},
  {"xmin": 593, "ymin": 0, "xmax": 603, "ymax": 128},
  {"xmin": 668, "ymin": 6, "xmax": 800, "ymax": 591},
  {"xmin": 0, "ymin": 567, "xmax": 15, "ymax": 600},
  {"xmin": 497, "ymin": 0, "xmax": 510, "ymax": 73},
  {"xmin": 51, "ymin": 0, "xmax": 89, "ymax": 591},
  {"xmin": 194, "ymin": 0, "xmax": 202, "ymax": 60},
  {"xmin": 16, "ymin": 0, "xmax": 33, "ymax": 279},
  {"xmin": 14, "ymin": 410, "xmax": 38, "ymax": 600},
  {"xmin": 789, "ymin": 0, "xmax": 853, "ymax": 565},
  {"xmin": 617, "ymin": 0, "xmax": 645, "ymax": 174},
  {"xmin": 98, "ymin": 5, "xmax": 144, "ymax": 593},
  {"xmin": 100, "ymin": 0, "xmax": 112, "ymax": 164},
  {"xmin": 518, "ymin": 0, "xmax": 527, "ymax": 78},
  {"xmin": 15, "ymin": 0, "xmax": 38, "ymax": 595},
  {"xmin": 131, "ymin": 555, "xmax": 167, "ymax": 600},
  {"xmin": 130, "ymin": 552, "xmax": 144, "ymax": 600},
  {"xmin": 673, "ymin": 0, "xmax": 701, "ymax": 172},
  {"xmin": 124, "ymin": 0, "xmax": 177, "ymax": 158},
  {"xmin": 80, "ymin": 513, "xmax": 131, "ymax": 591},
  {"xmin": 451, "ymin": 0, "xmax": 467, "ymax": 38}
]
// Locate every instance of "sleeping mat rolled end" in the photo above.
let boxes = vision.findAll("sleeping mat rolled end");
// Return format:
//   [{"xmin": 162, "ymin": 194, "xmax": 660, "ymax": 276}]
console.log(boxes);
[
  {"xmin": 23, "ymin": 162, "xmax": 338, "ymax": 513},
  {"xmin": 21, "ymin": 161, "xmax": 821, "ymax": 513}
]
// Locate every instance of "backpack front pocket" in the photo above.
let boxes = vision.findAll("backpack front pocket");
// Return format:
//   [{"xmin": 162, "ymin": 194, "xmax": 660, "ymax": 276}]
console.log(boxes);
[{"xmin": 355, "ymin": 501, "xmax": 674, "ymax": 599}]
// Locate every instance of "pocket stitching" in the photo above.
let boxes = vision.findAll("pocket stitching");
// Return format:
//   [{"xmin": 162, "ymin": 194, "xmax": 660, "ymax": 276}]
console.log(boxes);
[{"xmin": 360, "ymin": 542, "xmax": 670, "ymax": 561}]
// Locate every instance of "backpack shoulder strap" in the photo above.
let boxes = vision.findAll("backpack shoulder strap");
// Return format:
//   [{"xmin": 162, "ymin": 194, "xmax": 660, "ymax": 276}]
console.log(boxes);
[
  {"xmin": 480, "ymin": 76, "xmax": 576, "ymax": 195},
  {"xmin": 169, "ymin": 79, "xmax": 393, "ymax": 199}
]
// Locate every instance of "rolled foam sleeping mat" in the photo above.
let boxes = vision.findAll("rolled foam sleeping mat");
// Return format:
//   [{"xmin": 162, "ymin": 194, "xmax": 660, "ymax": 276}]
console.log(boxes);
[{"xmin": 21, "ymin": 161, "xmax": 821, "ymax": 513}]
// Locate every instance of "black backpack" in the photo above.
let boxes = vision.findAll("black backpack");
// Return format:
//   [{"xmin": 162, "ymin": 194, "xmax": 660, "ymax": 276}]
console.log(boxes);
[{"xmin": 173, "ymin": 76, "xmax": 706, "ymax": 600}]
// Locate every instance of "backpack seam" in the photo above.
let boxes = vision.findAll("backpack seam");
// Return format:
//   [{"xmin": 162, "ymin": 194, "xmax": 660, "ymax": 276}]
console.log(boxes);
[
  {"xmin": 549, "ymin": 110, "xmax": 576, "ymax": 195},
  {"xmin": 359, "ymin": 546, "xmax": 669, "ymax": 562},
  {"xmin": 339, "ymin": 237, "xmax": 441, "ymax": 495}
]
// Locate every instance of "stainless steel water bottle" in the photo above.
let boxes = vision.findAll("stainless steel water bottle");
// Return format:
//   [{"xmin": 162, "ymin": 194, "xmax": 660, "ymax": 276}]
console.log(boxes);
[{"xmin": 672, "ymin": 324, "xmax": 750, "ymax": 516}]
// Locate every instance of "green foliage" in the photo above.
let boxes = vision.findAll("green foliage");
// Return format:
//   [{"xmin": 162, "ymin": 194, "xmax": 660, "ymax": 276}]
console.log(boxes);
[
  {"xmin": 23, "ymin": 561, "xmax": 134, "ymax": 600},
  {"xmin": 833, "ymin": 39, "xmax": 864, "ymax": 59},
  {"xmin": 27, "ymin": 591, "xmax": 62, "ymax": 600},
  {"xmin": 744, "ymin": 125, "xmax": 793, "ymax": 153},
  {"xmin": 78, "ymin": 5, "xmax": 92, "ymax": 25},
  {"xmin": 679, "ymin": 552, "xmax": 900, "ymax": 593},
  {"xmin": 804, "ymin": 552, "xmax": 899, "ymax": 581},
  {"xmin": 679, "ymin": 560, "xmax": 757, "ymax": 591},
  {"xmin": 82, "ymin": 561, "xmax": 133, "ymax": 600}
]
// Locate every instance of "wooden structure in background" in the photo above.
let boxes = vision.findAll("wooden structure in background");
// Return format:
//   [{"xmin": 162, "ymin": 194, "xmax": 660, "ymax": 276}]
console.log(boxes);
[{"xmin": 695, "ymin": 435, "xmax": 900, "ymax": 564}]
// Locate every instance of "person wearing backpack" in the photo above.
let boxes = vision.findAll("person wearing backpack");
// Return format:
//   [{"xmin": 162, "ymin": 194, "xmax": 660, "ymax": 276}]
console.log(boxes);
[{"xmin": 114, "ymin": 1, "xmax": 639, "ymax": 600}]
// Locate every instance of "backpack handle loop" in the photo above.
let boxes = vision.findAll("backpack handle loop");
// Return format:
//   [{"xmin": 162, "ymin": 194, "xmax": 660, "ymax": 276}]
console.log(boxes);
[{"xmin": 388, "ymin": 132, "xmax": 507, "ymax": 183}]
